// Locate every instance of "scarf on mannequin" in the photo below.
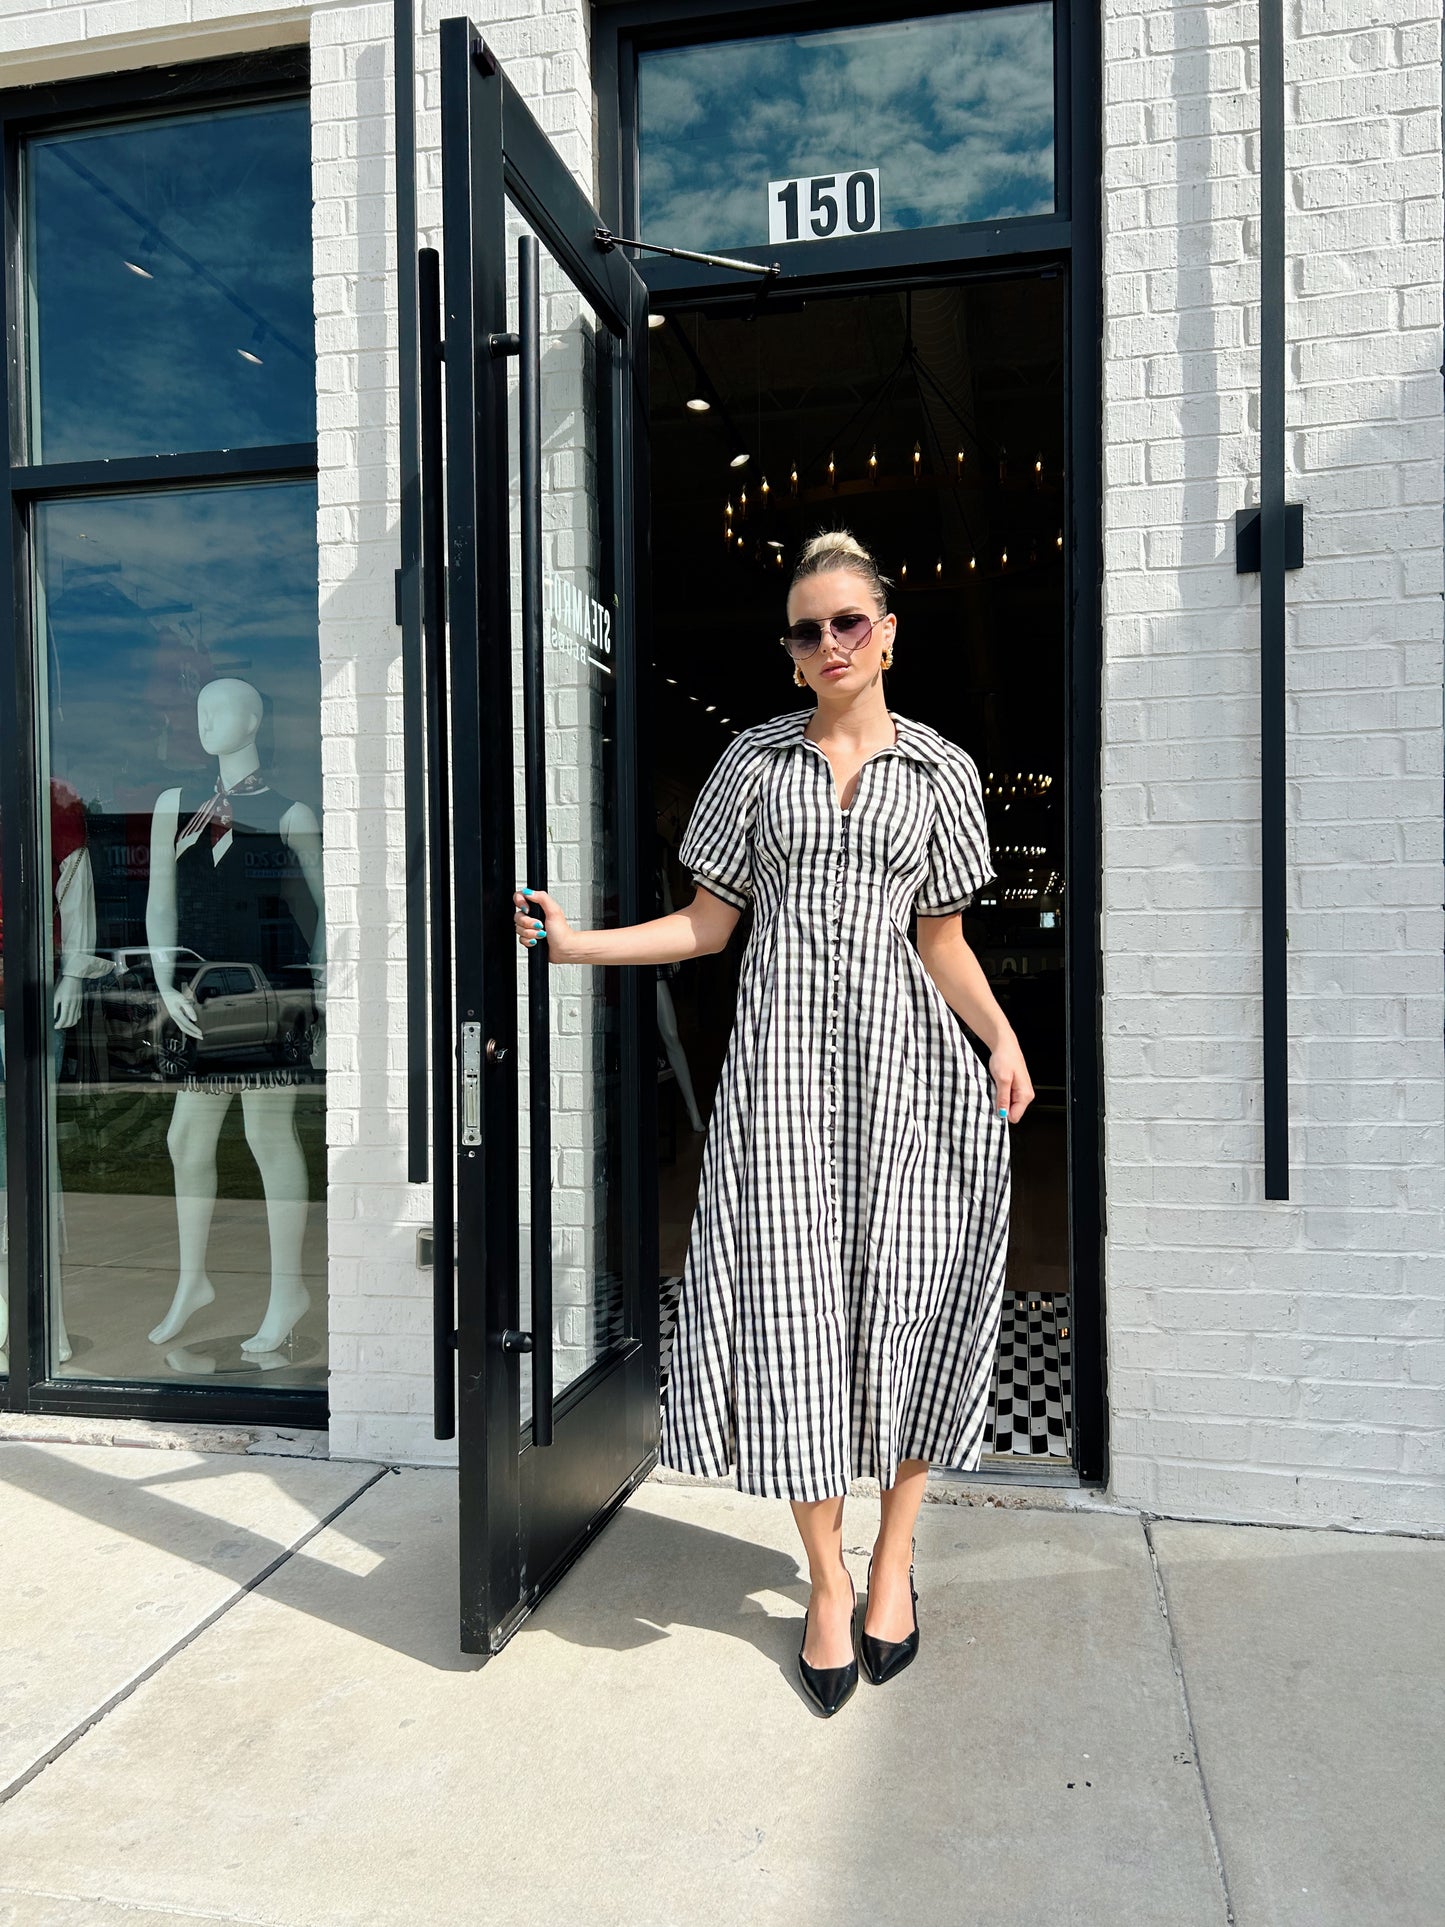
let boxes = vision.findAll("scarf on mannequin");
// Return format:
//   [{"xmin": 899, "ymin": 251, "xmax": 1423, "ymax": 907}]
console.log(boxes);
[{"xmin": 175, "ymin": 771, "xmax": 270, "ymax": 865}]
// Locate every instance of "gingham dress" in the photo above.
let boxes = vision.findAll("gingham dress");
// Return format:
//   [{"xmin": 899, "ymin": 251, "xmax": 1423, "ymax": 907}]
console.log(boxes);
[{"xmin": 659, "ymin": 707, "xmax": 1011, "ymax": 1502}]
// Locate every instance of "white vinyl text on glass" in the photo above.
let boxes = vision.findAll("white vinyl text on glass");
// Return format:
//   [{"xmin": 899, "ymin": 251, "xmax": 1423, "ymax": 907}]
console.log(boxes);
[{"xmin": 768, "ymin": 170, "xmax": 881, "ymax": 244}]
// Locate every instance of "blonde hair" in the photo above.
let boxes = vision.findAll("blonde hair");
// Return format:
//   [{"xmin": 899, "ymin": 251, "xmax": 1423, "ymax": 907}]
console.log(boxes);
[{"xmin": 788, "ymin": 529, "xmax": 892, "ymax": 614}]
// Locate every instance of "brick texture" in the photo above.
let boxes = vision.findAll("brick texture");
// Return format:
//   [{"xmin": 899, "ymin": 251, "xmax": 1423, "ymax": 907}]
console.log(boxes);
[{"xmin": 1101, "ymin": 0, "xmax": 1445, "ymax": 1531}]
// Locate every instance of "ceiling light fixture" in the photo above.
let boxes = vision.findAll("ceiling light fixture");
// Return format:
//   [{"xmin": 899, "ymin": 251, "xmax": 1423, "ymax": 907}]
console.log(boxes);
[
  {"xmin": 685, "ymin": 396, "xmax": 710, "ymax": 413},
  {"xmin": 123, "ymin": 259, "xmax": 153, "ymax": 279},
  {"xmin": 647, "ymin": 312, "xmax": 666, "ymax": 329},
  {"xmin": 237, "ymin": 347, "xmax": 263, "ymax": 365},
  {"xmin": 729, "ymin": 449, "xmax": 750, "ymax": 468}
]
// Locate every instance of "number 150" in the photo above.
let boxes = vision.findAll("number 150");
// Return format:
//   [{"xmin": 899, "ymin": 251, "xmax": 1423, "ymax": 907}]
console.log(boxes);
[{"xmin": 773, "ymin": 171, "xmax": 879, "ymax": 241}]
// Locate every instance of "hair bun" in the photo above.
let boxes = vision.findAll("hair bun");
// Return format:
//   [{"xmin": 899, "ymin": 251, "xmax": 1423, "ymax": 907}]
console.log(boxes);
[
  {"xmin": 789, "ymin": 526, "xmax": 893, "ymax": 609},
  {"xmin": 800, "ymin": 529, "xmax": 872, "ymax": 567}
]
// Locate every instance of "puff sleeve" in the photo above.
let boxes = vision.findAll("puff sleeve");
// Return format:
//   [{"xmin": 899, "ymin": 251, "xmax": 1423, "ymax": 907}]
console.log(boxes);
[
  {"xmin": 679, "ymin": 731, "xmax": 761, "ymax": 911},
  {"xmin": 915, "ymin": 750, "xmax": 994, "ymax": 917}
]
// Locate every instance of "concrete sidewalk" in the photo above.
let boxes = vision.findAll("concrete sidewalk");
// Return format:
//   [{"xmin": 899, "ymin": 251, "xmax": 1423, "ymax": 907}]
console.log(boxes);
[{"xmin": 0, "ymin": 1441, "xmax": 1439, "ymax": 1927}]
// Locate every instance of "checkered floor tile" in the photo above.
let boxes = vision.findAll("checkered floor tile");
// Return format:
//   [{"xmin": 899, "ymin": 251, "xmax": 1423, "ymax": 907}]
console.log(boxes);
[
  {"xmin": 982, "ymin": 1292, "xmax": 1072, "ymax": 1459},
  {"xmin": 659, "ymin": 1278, "xmax": 1072, "ymax": 1464}
]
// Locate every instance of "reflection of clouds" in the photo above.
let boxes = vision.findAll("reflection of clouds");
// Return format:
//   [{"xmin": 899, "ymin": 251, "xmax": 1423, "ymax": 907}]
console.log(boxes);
[
  {"xmin": 640, "ymin": 6, "xmax": 1054, "ymax": 245},
  {"xmin": 30, "ymin": 103, "xmax": 314, "ymax": 463},
  {"xmin": 38, "ymin": 485, "xmax": 320, "ymax": 811}
]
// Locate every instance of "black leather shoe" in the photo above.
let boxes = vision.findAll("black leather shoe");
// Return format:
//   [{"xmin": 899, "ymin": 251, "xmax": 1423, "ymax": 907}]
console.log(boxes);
[
  {"xmin": 859, "ymin": 1541, "xmax": 919, "ymax": 1685},
  {"xmin": 798, "ymin": 1569, "xmax": 859, "ymax": 1717}
]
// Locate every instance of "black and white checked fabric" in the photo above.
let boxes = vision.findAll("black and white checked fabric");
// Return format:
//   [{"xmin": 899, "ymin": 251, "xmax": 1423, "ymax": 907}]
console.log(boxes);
[
  {"xmin": 982, "ymin": 1294, "xmax": 1072, "ymax": 1458},
  {"xmin": 662, "ymin": 1280, "xmax": 1071, "ymax": 1462},
  {"xmin": 659, "ymin": 709, "xmax": 1011, "ymax": 1502}
]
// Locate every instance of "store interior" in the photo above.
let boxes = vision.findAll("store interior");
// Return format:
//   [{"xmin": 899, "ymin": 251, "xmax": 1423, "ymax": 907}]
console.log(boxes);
[{"xmin": 648, "ymin": 273, "xmax": 1072, "ymax": 1459}]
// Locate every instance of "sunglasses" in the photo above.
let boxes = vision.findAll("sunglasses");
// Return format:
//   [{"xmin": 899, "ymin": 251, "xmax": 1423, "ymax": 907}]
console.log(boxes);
[{"xmin": 779, "ymin": 611, "xmax": 884, "ymax": 661}]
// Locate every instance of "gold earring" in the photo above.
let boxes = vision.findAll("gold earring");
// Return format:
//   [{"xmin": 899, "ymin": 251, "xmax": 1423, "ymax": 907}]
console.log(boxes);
[
  {"xmin": 793, "ymin": 663, "xmax": 807, "ymax": 687},
  {"xmin": 880, "ymin": 646, "xmax": 894, "ymax": 670}
]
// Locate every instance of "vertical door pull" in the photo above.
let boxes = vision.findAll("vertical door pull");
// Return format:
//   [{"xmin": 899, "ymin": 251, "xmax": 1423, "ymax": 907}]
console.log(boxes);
[{"xmin": 518, "ymin": 232, "xmax": 555, "ymax": 1448}]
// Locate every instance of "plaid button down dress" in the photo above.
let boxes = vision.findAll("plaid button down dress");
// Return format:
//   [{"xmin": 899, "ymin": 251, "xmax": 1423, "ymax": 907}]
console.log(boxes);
[{"xmin": 660, "ymin": 708, "xmax": 1011, "ymax": 1502}]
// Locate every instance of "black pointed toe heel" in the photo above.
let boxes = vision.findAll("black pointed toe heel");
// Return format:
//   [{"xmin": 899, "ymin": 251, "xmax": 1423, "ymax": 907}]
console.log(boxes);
[
  {"xmin": 859, "ymin": 1539, "xmax": 919, "ymax": 1686},
  {"xmin": 798, "ymin": 1569, "xmax": 859, "ymax": 1717}
]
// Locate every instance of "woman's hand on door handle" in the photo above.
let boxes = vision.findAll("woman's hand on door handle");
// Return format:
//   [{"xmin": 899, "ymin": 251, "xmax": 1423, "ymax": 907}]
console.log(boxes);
[
  {"xmin": 512, "ymin": 881, "xmax": 740, "ymax": 968},
  {"xmin": 513, "ymin": 888, "xmax": 574, "ymax": 960}
]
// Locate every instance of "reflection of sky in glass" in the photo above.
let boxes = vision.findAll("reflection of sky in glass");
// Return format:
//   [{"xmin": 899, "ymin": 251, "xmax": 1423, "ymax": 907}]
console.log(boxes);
[
  {"xmin": 36, "ymin": 484, "xmax": 321, "ymax": 819},
  {"xmin": 26, "ymin": 103, "xmax": 315, "ymax": 462},
  {"xmin": 639, "ymin": 5, "xmax": 1054, "ymax": 252}
]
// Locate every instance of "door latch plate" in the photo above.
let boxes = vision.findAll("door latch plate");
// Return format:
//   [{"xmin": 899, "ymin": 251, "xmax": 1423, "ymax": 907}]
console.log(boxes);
[{"xmin": 461, "ymin": 1021, "xmax": 482, "ymax": 1146}]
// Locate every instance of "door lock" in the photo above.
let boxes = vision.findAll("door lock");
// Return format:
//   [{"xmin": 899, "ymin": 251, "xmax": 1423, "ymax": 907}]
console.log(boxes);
[
  {"xmin": 485, "ymin": 1037, "xmax": 509, "ymax": 1065},
  {"xmin": 460, "ymin": 1022, "xmax": 482, "ymax": 1146},
  {"xmin": 497, "ymin": 1329, "xmax": 534, "ymax": 1354}
]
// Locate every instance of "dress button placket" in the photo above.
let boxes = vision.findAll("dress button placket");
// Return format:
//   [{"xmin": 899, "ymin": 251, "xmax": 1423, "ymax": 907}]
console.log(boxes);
[{"xmin": 827, "ymin": 811, "xmax": 847, "ymax": 1233}]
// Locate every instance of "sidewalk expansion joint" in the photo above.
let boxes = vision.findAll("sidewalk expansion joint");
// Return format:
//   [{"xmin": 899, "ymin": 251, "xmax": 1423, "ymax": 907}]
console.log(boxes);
[
  {"xmin": 0, "ymin": 1462, "xmax": 393, "ymax": 1811},
  {"xmin": 1142, "ymin": 1514, "xmax": 1237, "ymax": 1927}
]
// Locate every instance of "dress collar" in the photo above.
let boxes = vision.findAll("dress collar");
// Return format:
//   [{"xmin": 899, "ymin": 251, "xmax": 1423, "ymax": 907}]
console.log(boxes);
[{"xmin": 756, "ymin": 707, "xmax": 951, "ymax": 768}]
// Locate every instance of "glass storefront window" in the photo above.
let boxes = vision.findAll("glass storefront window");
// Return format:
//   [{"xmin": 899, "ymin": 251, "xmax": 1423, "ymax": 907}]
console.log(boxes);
[
  {"xmin": 33, "ymin": 483, "xmax": 325, "ymax": 1388},
  {"xmin": 24, "ymin": 102, "xmax": 315, "ymax": 463},
  {"xmin": 637, "ymin": 5, "xmax": 1056, "ymax": 256},
  {"xmin": 506, "ymin": 211, "xmax": 626, "ymax": 1421}
]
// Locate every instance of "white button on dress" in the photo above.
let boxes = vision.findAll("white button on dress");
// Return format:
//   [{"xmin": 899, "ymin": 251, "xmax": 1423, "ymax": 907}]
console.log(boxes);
[{"xmin": 660, "ymin": 708, "xmax": 1012, "ymax": 1502}]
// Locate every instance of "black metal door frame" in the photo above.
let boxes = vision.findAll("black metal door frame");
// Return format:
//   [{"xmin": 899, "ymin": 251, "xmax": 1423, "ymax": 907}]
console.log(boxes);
[
  {"xmin": 437, "ymin": 18, "xmax": 655, "ymax": 1657},
  {"xmin": 594, "ymin": 0, "xmax": 1107, "ymax": 1486}
]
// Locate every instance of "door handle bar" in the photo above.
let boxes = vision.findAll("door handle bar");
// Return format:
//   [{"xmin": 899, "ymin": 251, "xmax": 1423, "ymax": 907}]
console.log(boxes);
[
  {"xmin": 419, "ymin": 246, "xmax": 457, "ymax": 1441},
  {"xmin": 518, "ymin": 232, "xmax": 554, "ymax": 1447}
]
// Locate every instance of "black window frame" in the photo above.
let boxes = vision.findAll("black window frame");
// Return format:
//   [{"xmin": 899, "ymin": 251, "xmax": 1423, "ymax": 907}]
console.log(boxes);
[
  {"xmin": 0, "ymin": 46, "xmax": 325, "ymax": 1429},
  {"xmin": 595, "ymin": 0, "xmax": 1107, "ymax": 1486}
]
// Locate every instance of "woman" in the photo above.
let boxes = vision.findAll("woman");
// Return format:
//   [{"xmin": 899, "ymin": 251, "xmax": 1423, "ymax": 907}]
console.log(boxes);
[{"xmin": 513, "ymin": 530, "xmax": 1033, "ymax": 1717}]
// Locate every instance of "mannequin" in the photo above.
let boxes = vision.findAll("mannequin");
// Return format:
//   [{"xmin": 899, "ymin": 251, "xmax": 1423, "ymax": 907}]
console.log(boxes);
[
  {"xmin": 654, "ymin": 830, "xmax": 704, "ymax": 1133},
  {"xmin": 0, "ymin": 780, "xmax": 94, "ymax": 1370},
  {"xmin": 145, "ymin": 679, "xmax": 324, "ymax": 1356}
]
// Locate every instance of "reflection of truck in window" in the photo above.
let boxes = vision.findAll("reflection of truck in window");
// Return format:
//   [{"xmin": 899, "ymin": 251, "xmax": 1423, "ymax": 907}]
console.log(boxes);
[{"xmin": 100, "ymin": 956, "xmax": 319, "ymax": 1078}]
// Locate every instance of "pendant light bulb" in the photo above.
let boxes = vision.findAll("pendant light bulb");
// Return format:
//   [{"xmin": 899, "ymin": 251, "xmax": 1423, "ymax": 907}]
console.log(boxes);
[
  {"xmin": 969, "ymin": 554, "xmax": 977, "ymax": 572},
  {"xmin": 827, "ymin": 451, "xmax": 836, "ymax": 489},
  {"xmin": 790, "ymin": 460, "xmax": 799, "ymax": 495},
  {"xmin": 912, "ymin": 443, "xmax": 922, "ymax": 480},
  {"xmin": 935, "ymin": 558, "xmax": 943, "ymax": 578},
  {"xmin": 760, "ymin": 474, "xmax": 770, "ymax": 500},
  {"xmin": 868, "ymin": 445, "xmax": 878, "ymax": 482}
]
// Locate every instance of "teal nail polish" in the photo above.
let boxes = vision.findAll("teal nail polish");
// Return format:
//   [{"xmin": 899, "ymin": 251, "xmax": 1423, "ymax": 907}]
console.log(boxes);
[{"xmin": 522, "ymin": 887, "xmax": 533, "ymax": 897}]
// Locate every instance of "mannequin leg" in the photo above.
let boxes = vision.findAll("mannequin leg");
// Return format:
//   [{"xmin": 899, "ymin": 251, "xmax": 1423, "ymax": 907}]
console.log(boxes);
[
  {"xmin": 0, "ymin": 1029, "xmax": 7, "ymax": 1370},
  {"xmin": 656, "ymin": 980, "xmax": 705, "ymax": 1132},
  {"xmin": 48, "ymin": 1024, "xmax": 71, "ymax": 1363},
  {"xmin": 239, "ymin": 1087, "xmax": 311, "ymax": 1354},
  {"xmin": 150, "ymin": 1090, "xmax": 231, "ymax": 1344}
]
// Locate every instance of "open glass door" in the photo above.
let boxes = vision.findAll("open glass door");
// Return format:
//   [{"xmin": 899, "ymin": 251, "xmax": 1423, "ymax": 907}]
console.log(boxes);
[{"xmin": 438, "ymin": 19, "xmax": 655, "ymax": 1656}]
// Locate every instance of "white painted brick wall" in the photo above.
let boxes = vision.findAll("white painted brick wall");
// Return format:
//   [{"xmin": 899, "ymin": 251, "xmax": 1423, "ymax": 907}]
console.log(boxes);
[{"xmin": 1101, "ymin": 0, "xmax": 1445, "ymax": 1532}]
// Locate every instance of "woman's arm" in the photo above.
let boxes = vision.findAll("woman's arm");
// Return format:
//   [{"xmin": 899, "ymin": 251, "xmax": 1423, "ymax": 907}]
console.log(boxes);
[
  {"xmin": 915, "ymin": 912, "xmax": 1035, "ymax": 1123},
  {"xmin": 512, "ymin": 885, "xmax": 740, "ymax": 966}
]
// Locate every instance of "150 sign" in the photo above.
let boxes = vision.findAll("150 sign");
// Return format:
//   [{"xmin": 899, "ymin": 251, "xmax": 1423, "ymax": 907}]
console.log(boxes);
[{"xmin": 768, "ymin": 170, "xmax": 881, "ymax": 245}]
